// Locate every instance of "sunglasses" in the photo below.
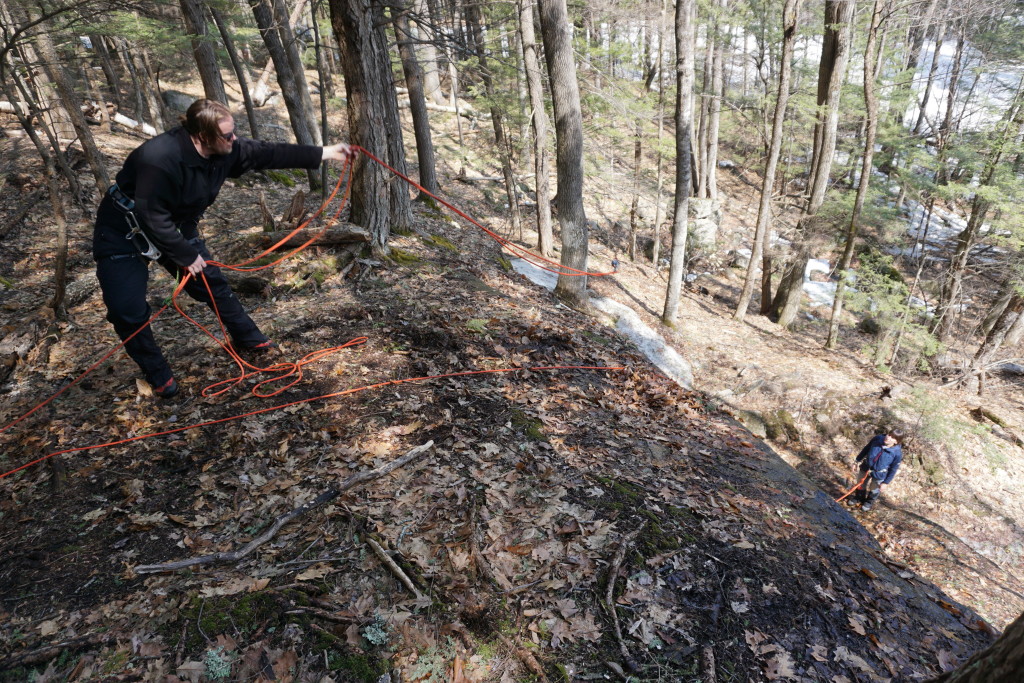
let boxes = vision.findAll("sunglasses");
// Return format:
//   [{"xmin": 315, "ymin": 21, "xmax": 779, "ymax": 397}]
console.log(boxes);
[{"xmin": 219, "ymin": 130, "xmax": 236, "ymax": 142}]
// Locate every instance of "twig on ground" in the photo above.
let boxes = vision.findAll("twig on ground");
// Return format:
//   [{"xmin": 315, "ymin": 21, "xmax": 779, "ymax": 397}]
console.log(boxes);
[
  {"xmin": 496, "ymin": 633, "xmax": 549, "ymax": 682},
  {"xmin": 702, "ymin": 645, "xmax": 718, "ymax": 683},
  {"xmin": 134, "ymin": 441, "xmax": 434, "ymax": 574},
  {"xmin": 604, "ymin": 522, "xmax": 647, "ymax": 669},
  {"xmin": 0, "ymin": 632, "xmax": 116, "ymax": 670},
  {"xmin": 366, "ymin": 536, "xmax": 425, "ymax": 600}
]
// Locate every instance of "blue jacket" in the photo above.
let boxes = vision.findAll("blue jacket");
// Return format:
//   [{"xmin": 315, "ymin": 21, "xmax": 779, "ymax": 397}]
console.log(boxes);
[{"xmin": 856, "ymin": 434, "xmax": 903, "ymax": 484}]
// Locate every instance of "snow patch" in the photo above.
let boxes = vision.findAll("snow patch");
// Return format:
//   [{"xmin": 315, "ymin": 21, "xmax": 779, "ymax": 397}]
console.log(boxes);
[{"xmin": 511, "ymin": 258, "xmax": 693, "ymax": 389}]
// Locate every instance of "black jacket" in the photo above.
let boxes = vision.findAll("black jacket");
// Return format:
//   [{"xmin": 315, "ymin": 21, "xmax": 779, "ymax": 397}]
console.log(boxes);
[{"xmin": 94, "ymin": 125, "xmax": 322, "ymax": 266}]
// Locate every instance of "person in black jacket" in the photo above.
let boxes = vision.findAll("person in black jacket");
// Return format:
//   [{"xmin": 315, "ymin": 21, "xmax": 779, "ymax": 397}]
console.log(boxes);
[
  {"xmin": 850, "ymin": 428, "xmax": 905, "ymax": 511},
  {"xmin": 93, "ymin": 99, "xmax": 353, "ymax": 398}
]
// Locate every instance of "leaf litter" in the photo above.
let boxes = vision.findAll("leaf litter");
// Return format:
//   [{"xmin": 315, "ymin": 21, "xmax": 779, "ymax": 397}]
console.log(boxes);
[{"xmin": 0, "ymin": 172, "xmax": 1002, "ymax": 681}]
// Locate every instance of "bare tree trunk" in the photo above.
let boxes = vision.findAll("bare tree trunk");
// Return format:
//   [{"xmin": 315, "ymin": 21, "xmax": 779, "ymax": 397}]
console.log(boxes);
[
  {"xmin": 519, "ymin": 0, "xmax": 553, "ymax": 256},
  {"xmin": 413, "ymin": 0, "xmax": 445, "ymax": 104},
  {"xmin": 826, "ymin": 0, "xmax": 882, "ymax": 349},
  {"xmin": 329, "ymin": 0, "xmax": 411, "ymax": 248},
  {"xmin": 252, "ymin": 0, "xmax": 322, "ymax": 187},
  {"xmin": 0, "ymin": 42, "xmax": 82, "ymax": 201},
  {"xmin": 538, "ymin": 0, "xmax": 589, "ymax": 308},
  {"xmin": 652, "ymin": 0, "xmax": 668, "ymax": 269},
  {"xmin": 91, "ymin": 35, "xmax": 122, "ymax": 108},
  {"xmin": 29, "ymin": 17, "xmax": 110, "ymax": 191},
  {"xmin": 913, "ymin": 19, "xmax": 946, "ymax": 136},
  {"xmin": 929, "ymin": 609, "xmax": 1023, "ymax": 682},
  {"xmin": 629, "ymin": 119, "xmax": 641, "ymax": 261},
  {"xmin": 465, "ymin": 0, "xmax": 522, "ymax": 237},
  {"xmin": 210, "ymin": 6, "xmax": 261, "ymax": 139},
  {"xmin": 696, "ymin": 20, "xmax": 712, "ymax": 199},
  {"xmin": 125, "ymin": 38, "xmax": 165, "ymax": 130},
  {"xmin": 179, "ymin": 0, "xmax": 227, "ymax": 103},
  {"xmin": 934, "ymin": 81, "xmax": 1024, "ymax": 340},
  {"xmin": 962, "ymin": 293, "xmax": 1023, "ymax": 394},
  {"xmin": 393, "ymin": 2, "xmax": 438, "ymax": 196},
  {"xmin": 734, "ymin": 0, "xmax": 802, "ymax": 322},
  {"xmin": 662, "ymin": 0, "xmax": 695, "ymax": 326},
  {"xmin": 44, "ymin": 157, "xmax": 69, "ymax": 315},
  {"xmin": 705, "ymin": 0, "xmax": 726, "ymax": 200},
  {"xmin": 772, "ymin": 0, "xmax": 853, "ymax": 330}
]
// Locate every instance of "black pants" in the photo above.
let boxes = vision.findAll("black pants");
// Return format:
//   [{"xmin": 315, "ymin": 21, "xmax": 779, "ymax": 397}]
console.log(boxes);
[
  {"xmin": 854, "ymin": 465, "xmax": 883, "ymax": 504},
  {"xmin": 95, "ymin": 237, "xmax": 268, "ymax": 387}
]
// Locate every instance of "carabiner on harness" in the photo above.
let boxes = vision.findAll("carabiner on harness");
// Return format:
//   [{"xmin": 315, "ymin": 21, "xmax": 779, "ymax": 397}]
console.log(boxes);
[{"xmin": 108, "ymin": 183, "xmax": 162, "ymax": 261}]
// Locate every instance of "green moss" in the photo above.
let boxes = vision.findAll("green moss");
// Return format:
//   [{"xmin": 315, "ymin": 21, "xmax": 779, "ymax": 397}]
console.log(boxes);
[
  {"xmin": 101, "ymin": 649, "xmax": 130, "ymax": 674},
  {"xmin": 248, "ymin": 254, "xmax": 279, "ymax": 268},
  {"xmin": 582, "ymin": 330, "xmax": 615, "ymax": 346},
  {"xmin": 423, "ymin": 234, "xmax": 459, "ymax": 252},
  {"xmin": 168, "ymin": 592, "xmax": 284, "ymax": 652},
  {"xmin": 763, "ymin": 409, "xmax": 800, "ymax": 443},
  {"xmin": 392, "ymin": 225, "xmax": 416, "ymax": 237},
  {"xmin": 389, "ymin": 247, "xmax": 421, "ymax": 265},
  {"xmin": 414, "ymin": 194, "xmax": 441, "ymax": 211},
  {"xmin": 594, "ymin": 476, "xmax": 643, "ymax": 502},
  {"xmin": 326, "ymin": 652, "xmax": 388, "ymax": 680},
  {"xmin": 511, "ymin": 409, "xmax": 546, "ymax": 441},
  {"xmin": 495, "ymin": 255, "xmax": 513, "ymax": 272},
  {"xmin": 263, "ymin": 170, "xmax": 296, "ymax": 187}
]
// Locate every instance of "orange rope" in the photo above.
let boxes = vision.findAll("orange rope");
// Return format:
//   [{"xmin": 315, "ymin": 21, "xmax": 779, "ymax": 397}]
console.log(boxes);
[
  {"xmin": 835, "ymin": 471, "xmax": 870, "ymax": 503},
  {"xmin": 0, "ymin": 365, "xmax": 623, "ymax": 481},
  {"xmin": 0, "ymin": 147, "xmax": 632, "ymax": 482},
  {"xmin": 352, "ymin": 146, "xmax": 615, "ymax": 278}
]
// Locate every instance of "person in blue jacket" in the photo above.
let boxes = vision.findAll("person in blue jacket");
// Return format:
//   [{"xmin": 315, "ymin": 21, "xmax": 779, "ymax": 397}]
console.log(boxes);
[
  {"xmin": 93, "ymin": 99, "xmax": 353, "ymax": 398},
  {"xmin": 850, "ymin": 428, "xmax": 905, "ymax": 511}
]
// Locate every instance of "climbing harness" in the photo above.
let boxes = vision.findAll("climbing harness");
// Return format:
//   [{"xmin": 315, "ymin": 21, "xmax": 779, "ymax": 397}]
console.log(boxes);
[{"xmin": 108, "ymin": 183, "xmax": 162, "ymax": 260}]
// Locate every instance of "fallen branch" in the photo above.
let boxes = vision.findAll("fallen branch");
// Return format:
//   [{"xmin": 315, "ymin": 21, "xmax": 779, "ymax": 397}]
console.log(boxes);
[
  {"xmin": 604, "ymin": 522, "xmax": 647, "ymax": 670},
  {"xmin": 0, "ymin": 632, "xmax": 115, "ymax": 670},
  {"xmin": 134, "ymin": 441, "xmax": 434, "ymax": 574},
  {"xmin": 367, "ymin": 536, "xmax": 425, "ymax": 601},
  {"xmin": 939, "ymin": 357, "xmax": 1024, "ymax": 388}
]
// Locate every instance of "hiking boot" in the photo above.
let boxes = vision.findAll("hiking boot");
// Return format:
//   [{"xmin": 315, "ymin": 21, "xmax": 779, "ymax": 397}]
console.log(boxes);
[
  {"xmin": 247, "ymin": 340, "xmax": 279, "ymax": 354},
  {"xmin": 861, "ymin": 502, "xmax": 873, "ymax": 512},
  {"xmin": 153, "ymin": 377, "xmax": 179, "ymax": 399}
]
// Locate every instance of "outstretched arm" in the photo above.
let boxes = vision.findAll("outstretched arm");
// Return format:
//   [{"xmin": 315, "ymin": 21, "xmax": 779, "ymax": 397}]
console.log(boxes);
[{"xmin": 322, "ymin": 142, "xmax": 354, "ymax": 163}]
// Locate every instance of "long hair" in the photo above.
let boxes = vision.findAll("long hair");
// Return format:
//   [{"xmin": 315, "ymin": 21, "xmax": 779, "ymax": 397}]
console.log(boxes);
[{"xmin": 180, "ymin": 99, "xmax": 232, "ymax": 147}]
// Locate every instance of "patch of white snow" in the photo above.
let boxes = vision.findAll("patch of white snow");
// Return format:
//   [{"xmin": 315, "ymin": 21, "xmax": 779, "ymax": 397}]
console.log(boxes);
[{"xmin": 510, "ymin": 258, "xmax": 693, "ymax": 389}]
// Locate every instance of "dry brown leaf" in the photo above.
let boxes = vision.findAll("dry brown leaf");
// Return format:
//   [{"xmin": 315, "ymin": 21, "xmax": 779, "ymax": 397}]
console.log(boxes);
[
  {"xmin": 296, "ymin": 563, "xmax": 333, "ymax": 581},
  {"xmin": 764, "ymin": 652, "xmax": 797, "ymax": 680},
  {"xmin": 272, "ymin": 650, "xmax": 298, "ymax": 682},
  {"xmin": 176, "ymin": 661, "xmax": 205, "ymax": 683}
]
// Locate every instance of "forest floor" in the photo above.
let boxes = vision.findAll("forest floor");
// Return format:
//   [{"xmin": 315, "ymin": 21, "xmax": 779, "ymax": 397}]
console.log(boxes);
[{"xmin": 1, "ymin": 80, "xmax": 1023, "ymax": 682}]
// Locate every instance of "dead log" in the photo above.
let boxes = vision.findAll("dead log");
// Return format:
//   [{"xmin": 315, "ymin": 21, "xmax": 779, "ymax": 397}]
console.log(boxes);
[{"xmin": 249, "ymin": 225, "xmax": 370, "ymax": 251}]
